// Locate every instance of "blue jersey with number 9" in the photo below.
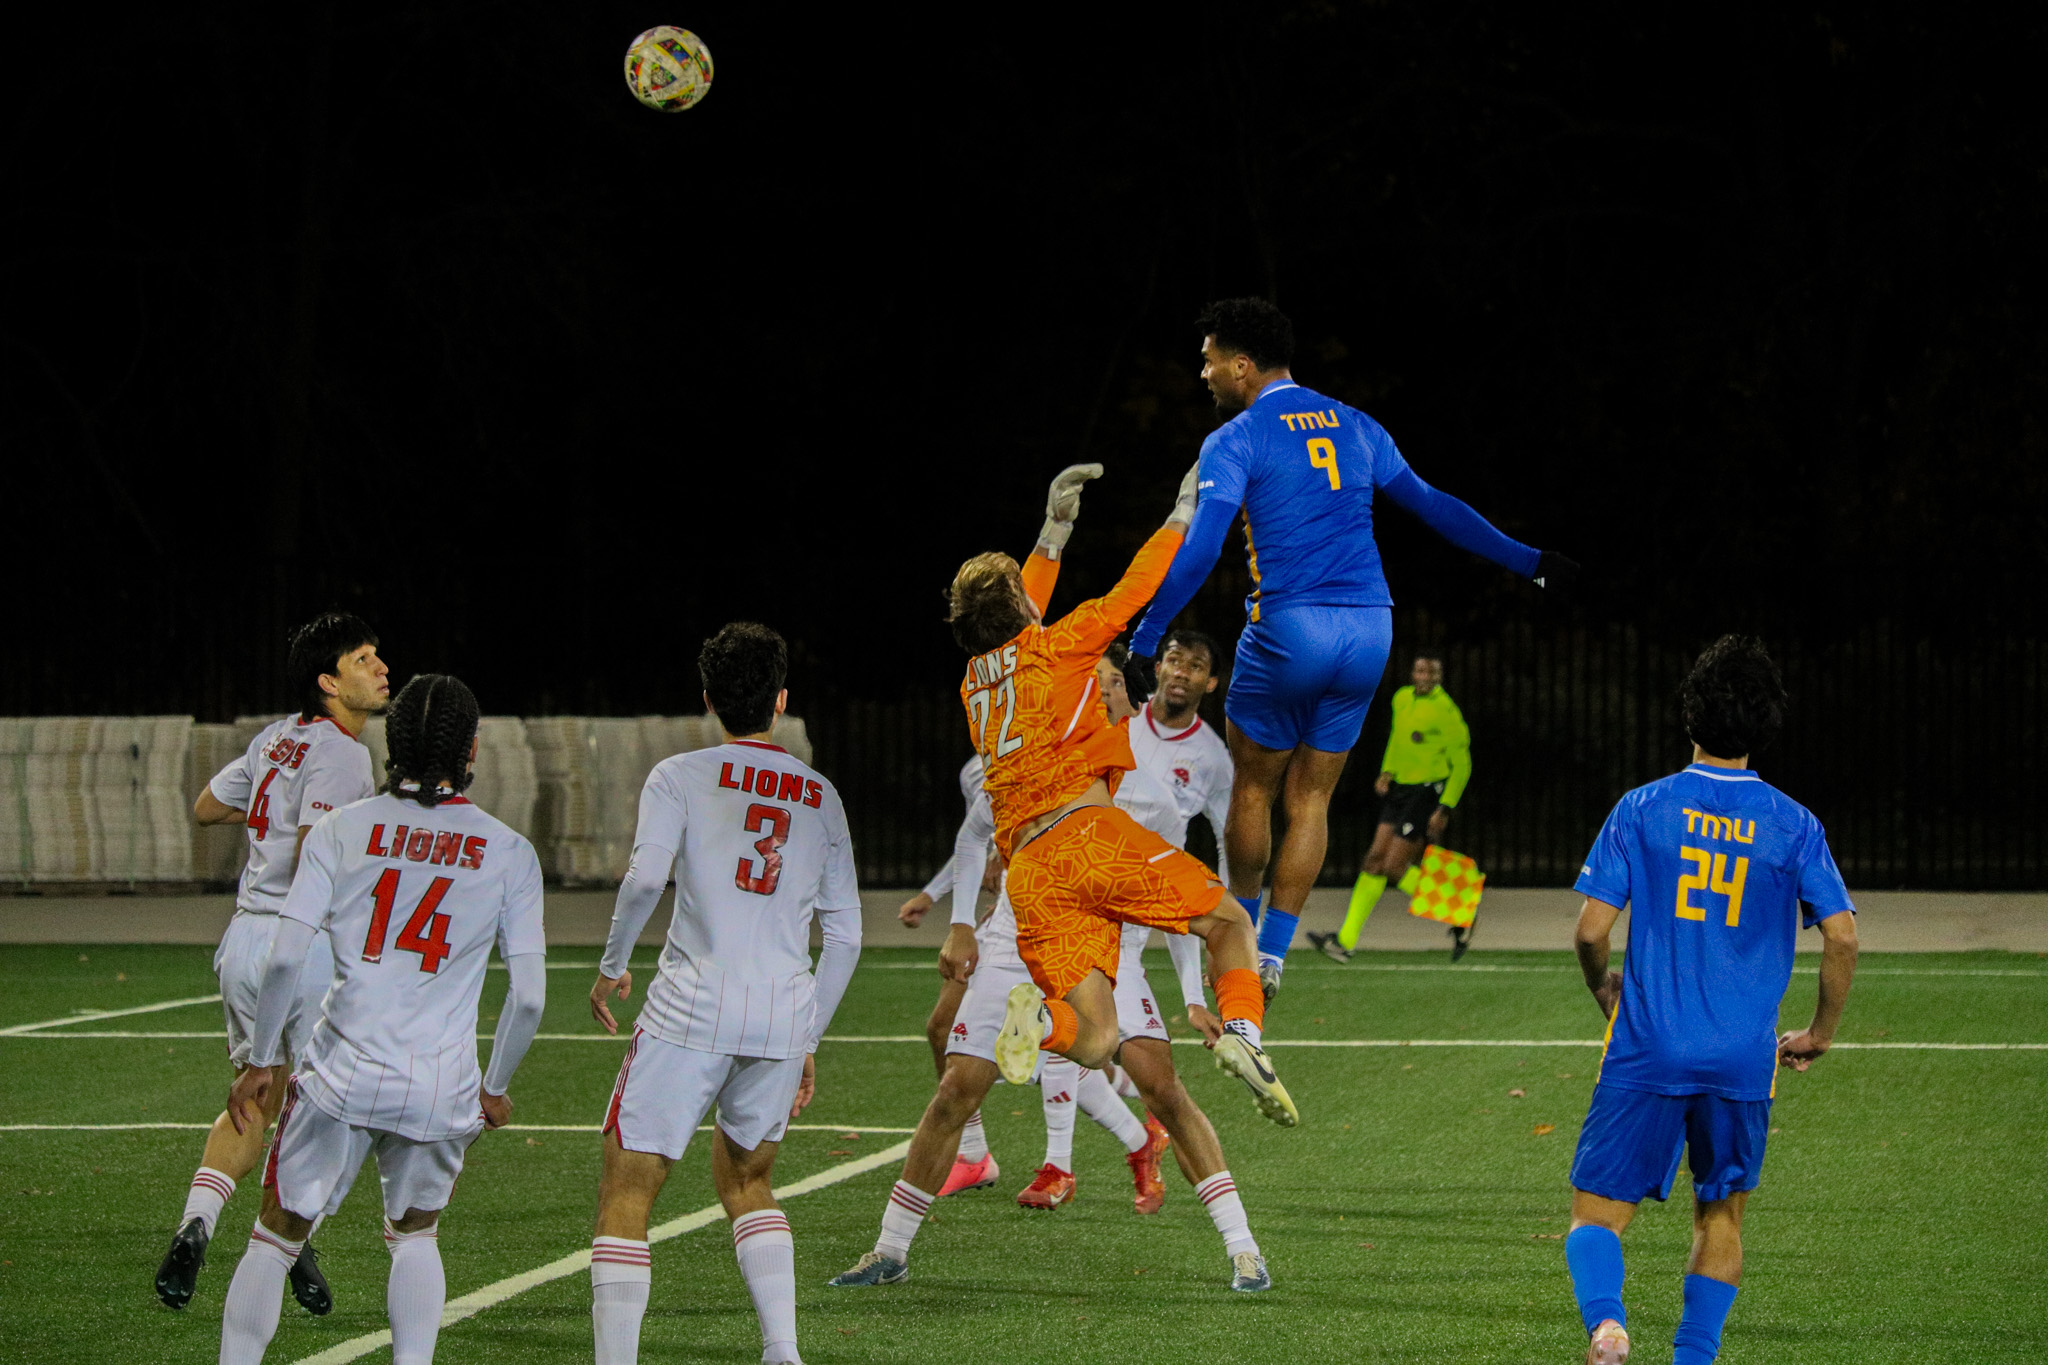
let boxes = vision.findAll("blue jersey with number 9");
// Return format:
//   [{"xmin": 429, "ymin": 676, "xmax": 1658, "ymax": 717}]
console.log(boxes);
[
  {"xmin": 1576, "ymin": 764, "xmax": 1855, "ymax": 1101},
  {"xmin": 1195, "ymin": 381, "xmax": 1413, "ymax": 619}
]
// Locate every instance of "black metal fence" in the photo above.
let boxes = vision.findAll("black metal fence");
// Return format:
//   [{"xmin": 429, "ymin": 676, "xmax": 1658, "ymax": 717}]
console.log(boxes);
[{"xmin": 801, "ymin": 617, "xmax": 2048, "ymax": 891}]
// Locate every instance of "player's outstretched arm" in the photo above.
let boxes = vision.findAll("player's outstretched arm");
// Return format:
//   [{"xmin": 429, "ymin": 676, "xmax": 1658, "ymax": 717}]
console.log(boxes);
[
  {"xmin": 1036, "ymin": 463, "xmax": 1103, "ymax": 561},
  {"xmin": 1780, "ymin": 911, "xmax": 1859, "ymax": 1070},
  {"xmin": 1130, "ymin": 463, "xmax": 1230, "ymax": 657},
  {"xmin": 1573, "ymin": 896, "xmax": 1624, "ymax": 1020},
  {"xmin": 1378, "ymin": 468, "xmax": 1563, "ymax": 581}
]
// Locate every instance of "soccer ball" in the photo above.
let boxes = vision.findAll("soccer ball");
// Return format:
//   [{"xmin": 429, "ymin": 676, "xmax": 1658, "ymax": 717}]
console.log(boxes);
[{"xmin": 624, "ymin": 26, "xmax": 714, "ymax": 112}]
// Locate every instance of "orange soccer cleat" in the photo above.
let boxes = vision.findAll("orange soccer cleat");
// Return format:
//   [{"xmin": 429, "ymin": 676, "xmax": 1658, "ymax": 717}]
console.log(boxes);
[
  {"xmin": 1016, "ymin": 1163, "xmax": 1076, "ymax": 1210},
  {"xmin": 1127, "ymin": 1113, "xmax": 1170, "ymax": 1214}
]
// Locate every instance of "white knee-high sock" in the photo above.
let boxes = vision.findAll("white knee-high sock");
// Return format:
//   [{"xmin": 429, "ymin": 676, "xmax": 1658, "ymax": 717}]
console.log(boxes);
[
  {"xmin": 1039, "ymin": 1057, "xmax": 1079, "ymax": 1170},
  {"xmin": 732, "ymin": 1209, "xmax": 799, "ymax": 1363},
  {"xmin": 220, "ymin": 1223, "xmax": 302, "ymax": 1365},
  {"xmin": 875, "ymin": 1181, "xmax": 933, "ymax": 1261},
  {"xmin": 1076, "ymin": 1066, "xmax": 1148, "ymax": 1153},
  {"xmin": 181, "ymin": 1166, "xmax": 235, "ymax": 1238},
  {"xmin": 591, "ymin": 1238, "xmax": 652, "ymax": 1365},
  {"xmin": 1194, "ymin": 1170, "xmax": 1259, "ymax": 1258},
  {"xmin": 383, "ymin": 1221, "xmax": 444, "ymax": 1365},
  {"xmin": 957, "ymin": 1111, "xmax": 989, "ymax": 1161}
]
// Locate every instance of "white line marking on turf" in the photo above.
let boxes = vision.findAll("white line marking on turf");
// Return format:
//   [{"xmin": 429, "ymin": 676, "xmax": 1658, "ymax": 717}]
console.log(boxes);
[
  {"xmin": 0, "ymin": 1121, "xmax": 914, "ymax": 1134},
  {"xmin": 10, "ymin": 1032, "xmax": 2043, "ymax": 1051},
  {"xmin": 0, "ymin": 993, "xmax": 223, "ymax": 1036},
  {"xmin": 286, "ymin": 1138, "xmax": 913, "ymax": 1365}
]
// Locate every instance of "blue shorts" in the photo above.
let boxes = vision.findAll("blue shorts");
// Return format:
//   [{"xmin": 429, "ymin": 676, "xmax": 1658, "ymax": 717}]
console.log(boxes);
[
  {"xmin": 1569, "ymin": 1083, "xmax": 1772, "ymax": 1205},
  {"xmin": 1225, "ymin": 605, "xmax": 1393, "ymax": 753}
]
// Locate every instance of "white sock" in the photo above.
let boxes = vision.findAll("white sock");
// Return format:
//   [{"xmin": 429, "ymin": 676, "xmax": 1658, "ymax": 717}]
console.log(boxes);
[
  {"xmin": 219, "ymin": 1223, "xmax": 302, "ymax": 1365},
  {"xmin": 1102, "ymin": 1060, "xmax": 1141, "ymax": 1100},
  {"xmin": 1077, "ymin": 1067, "xmax": 1148, "ymax": 1153},
  {"xmin": 181, "ymin": 1166, "xmax": 234, "ymax": 1237},
  {"xmin": 957, "ymin": 1111, "xmax": 989, "ymax": 1161},
  {"xmin": 1256, "ymin": 951, "xmax": 1285, "ymax": 971},
  {"xmin": 1223, "ymin": 1016, "xmax": 1265, "ymax": 1047},
  {"xmin": 591, "ymin": 1238, "xmax": 652, "ymax": 1365},
  {"xmin": 383, "ymin": 1221, "xmax": 445, "ymax": 1365},
  {"xmin": 1039, "ymin": 1058, "xmax": 1079, "ymax": 1170},
  {"xmin": 875, "ymin": 1180, "xmax": 933, "ymax": 1262},
  {"xmin": 732, "ymin": 1210, "xmax": 798, "ymax": 1363},
  {"xmin": 307, "ymin": 1211, "xmax": 326, "ymax": 1242},
  {"xmin": 1195, "ymin": 1170, "xmax": 1259, "ymax": 1258}
]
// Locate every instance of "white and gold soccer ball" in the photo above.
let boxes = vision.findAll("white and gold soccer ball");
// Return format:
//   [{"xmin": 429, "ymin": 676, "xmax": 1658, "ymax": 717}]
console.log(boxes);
[{"xmin": 623, "ymin": 26, "xmax": 713, "ymax": 112}]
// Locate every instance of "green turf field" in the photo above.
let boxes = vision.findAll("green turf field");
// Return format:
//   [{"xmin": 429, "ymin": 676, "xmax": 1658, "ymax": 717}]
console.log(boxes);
[{"xmin": 1, "ymin": 942, "xmax": 2043, "ymax": 1364}]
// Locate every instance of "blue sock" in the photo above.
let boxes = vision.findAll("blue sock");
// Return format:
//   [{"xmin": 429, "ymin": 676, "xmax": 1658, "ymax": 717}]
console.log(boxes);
[
  {"xmin": 1564, "ymin": 1225, "xmax": 1626, "ymax": 1334},
  {"xmin": 1672, "ymin": 1274, "xmax": 1739, "ymax": 1363},
  {"xmin": 1253, "ymin": 904, "xmax": 1297, "ymax": 960}
]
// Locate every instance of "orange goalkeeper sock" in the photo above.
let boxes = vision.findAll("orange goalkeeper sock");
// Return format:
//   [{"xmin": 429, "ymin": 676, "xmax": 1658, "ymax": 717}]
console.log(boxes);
[
  {"xmin": 1214, "ymin": 968, "xmax": 1266, "ymax": 1030},
  {"xmin": 1041, "ymin": 999, "xmax": 1079, "ymax": 1054}
]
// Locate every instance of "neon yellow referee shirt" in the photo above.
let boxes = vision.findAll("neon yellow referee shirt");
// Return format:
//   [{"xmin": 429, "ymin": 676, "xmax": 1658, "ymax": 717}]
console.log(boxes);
[{"xmin": 1379, "ymin": 685, "xmax": 1471, "ymax": 807}]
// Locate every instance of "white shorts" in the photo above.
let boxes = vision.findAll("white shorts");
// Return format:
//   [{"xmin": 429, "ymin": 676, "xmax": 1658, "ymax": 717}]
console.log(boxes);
[
  {"xmin": 604, "ymin": 1029, "xmax": 805, "ymax": 1160},
  {"xmin": 267, "ymin": 1079, "xmax": 476, "ymax": 1221},
  {"xmin": 216, "ymin": 911, "xmax": 334, "ymax": 1068},
  {"xmin": 946, "ymin": 957, "xmax": 1166, "ymax": 1064}
]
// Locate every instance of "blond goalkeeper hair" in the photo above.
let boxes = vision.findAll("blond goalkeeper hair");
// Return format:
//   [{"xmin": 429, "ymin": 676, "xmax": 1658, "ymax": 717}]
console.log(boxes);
[{"xmin": 947, "ymin": 552, "xmax": 1030, "ymax": 654}]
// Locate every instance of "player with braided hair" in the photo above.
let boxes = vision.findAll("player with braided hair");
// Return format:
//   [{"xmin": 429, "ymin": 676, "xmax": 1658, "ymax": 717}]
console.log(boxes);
[
  {"xmin": 159, "ymin": 612, "xmax": 387, "ymax": 1315},
  {"xmin": 215, "ymin": 672, "xmax": 548, "ymax": 1365}
]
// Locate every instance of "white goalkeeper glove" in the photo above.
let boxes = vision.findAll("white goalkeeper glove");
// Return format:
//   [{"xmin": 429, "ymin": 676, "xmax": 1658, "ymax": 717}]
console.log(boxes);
[
  {"xmin": 1167, "ymin": 461, "xmax": 1200, "ymax": 529},
  {"xmin": 1036, "ymin": 462, "xmax": 1104, "ymax": 560}
]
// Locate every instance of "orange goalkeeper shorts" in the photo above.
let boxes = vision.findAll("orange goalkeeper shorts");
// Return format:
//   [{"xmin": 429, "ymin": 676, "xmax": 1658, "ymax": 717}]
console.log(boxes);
[{"xmin": 1005, "ymin": 804, "xmax": 1227, "ymax": 999}]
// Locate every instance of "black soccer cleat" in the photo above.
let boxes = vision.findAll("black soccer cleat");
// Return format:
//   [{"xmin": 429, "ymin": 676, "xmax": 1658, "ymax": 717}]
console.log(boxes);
[
  {"xmin": 155, "ymin": 1216, "xmax": 210, "ymax": 1310},
  {"xmin": 290, "ymin": 1242, "xmax": 333, "ymax": 1316},
  {"xmin": 1306, "ymin": 930, "xmax": 1351, "ymax": 964},
  {"xmin": 1449, "ymin": 922, "xmax": 1475, "ymax": 962}
]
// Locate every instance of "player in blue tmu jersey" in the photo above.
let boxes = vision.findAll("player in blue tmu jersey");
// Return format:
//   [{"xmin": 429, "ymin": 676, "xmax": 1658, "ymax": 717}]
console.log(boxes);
[
  {"xmin": 1563, "ymin": 637, "xmax": 1859, "ymax": 1365},
  {"xmin": 1130, "ymin": 298, "xmax": 1577, "ymax": 996}
]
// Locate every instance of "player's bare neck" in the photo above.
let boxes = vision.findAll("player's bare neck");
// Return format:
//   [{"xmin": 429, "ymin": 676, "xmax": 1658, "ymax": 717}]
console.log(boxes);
[
  {"xmin": 1153, "ymin": 700, "xmax": 1200, "ymax": 731},
  {"xmin": 322, "ymin": 698, "xmax": 365, "ymax": 740},
  {"xmin": 1691, "ymin": 744, "xmax": 1748, "ymax": 770},
  {"xmin": 720, "ymin": 726, "xmax": 776, "ymax": 745}
]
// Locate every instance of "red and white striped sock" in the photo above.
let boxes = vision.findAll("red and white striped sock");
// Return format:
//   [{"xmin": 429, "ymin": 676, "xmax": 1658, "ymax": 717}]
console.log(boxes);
[
  {"xmin": 591, "ymin": 1237, "xmax": 652, "ymax": 1365},
  {"xmin": 733, "ymin": 1209, "xmax": 797, "ymax": 1359},
  {"xmin": 180, "ymin": 1166, "xmax": 235, "ymax": 1237},
  {"xmin": 219, "ymin": 1223, "xmax": 303, "ymax": 1365},
  {"xmin": 958, "ymin": 1111, "xmax": 989, "ymax": 1161},
  {"xmin": 1195, "ymin": 1170, "xmax": 1259, "ymax": 1259},
  {"xmin": 382, "ymin": 1221, "xmax": 444, "ymax": 1365},
  {"xmin": 876, "ymin": 1180, "xmax": 933, "ymax": 1262}
]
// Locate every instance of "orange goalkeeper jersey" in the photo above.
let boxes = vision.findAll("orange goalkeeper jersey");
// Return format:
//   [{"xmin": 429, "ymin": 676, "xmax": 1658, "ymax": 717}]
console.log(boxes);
[{"xmin": 960, "ymin": 527, "xmax": 1185, "ymax": 860}]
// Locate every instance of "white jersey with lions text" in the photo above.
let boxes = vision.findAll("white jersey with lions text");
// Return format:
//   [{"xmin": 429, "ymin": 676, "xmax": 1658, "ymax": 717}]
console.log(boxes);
[
  {"xmin": 630, "ymin": 740, "xmax": 860, "ymax": 1059},
  {"xmin": 211, "ymin": 714, "xmax": 376, "ymax": 914},
  {"xmin": 1128, "ymin": 701, "xmax": 1233, "ymax": 884},
  {"xmin": 281, "ymin": 792, "xmax": 546, "ymax": 1141}
]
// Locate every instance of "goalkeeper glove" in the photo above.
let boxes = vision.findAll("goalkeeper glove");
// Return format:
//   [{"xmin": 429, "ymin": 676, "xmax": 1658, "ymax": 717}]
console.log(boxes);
[
  {"xmin": 1535, "ymin": 550, "xmax": 1580, "ymax": 589},
  {"xmin": 1036, "ymin": 463, "xmax": 1104, "ymax": 560},
  {"xmin": 1167, "ymin": 461, "xmax": 1200, "ymax": 528}
]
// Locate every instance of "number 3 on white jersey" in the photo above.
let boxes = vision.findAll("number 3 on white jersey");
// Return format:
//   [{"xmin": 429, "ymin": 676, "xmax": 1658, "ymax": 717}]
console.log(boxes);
[{"xmin": 968, "ymin": 678, "xmax": 1024, "ymax": 760}]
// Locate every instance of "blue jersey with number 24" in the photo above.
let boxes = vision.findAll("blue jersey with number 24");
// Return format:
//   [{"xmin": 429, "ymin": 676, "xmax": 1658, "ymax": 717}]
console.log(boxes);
[{"xmin": 1575, "ymin": 764, "xmax": 1854, "ymax": 1101}]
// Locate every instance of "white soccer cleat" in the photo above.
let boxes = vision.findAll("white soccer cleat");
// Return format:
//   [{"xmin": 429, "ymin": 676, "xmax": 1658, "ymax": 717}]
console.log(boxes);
[
  {"xmin": 995, "ymin": 982, "xmax": 1050, "ymax": 1086},
  {"xmin": 1586, "ymin": 1319, "xmax": 1630, "ymax": 1365},
  {"xmin": 1213, "ymin": 1032, "xmax": 1299, "ymax": 1127},
  {"xmin": 1229, "ymin": 1251, "xmax": 1271, "ymax": 1292}
]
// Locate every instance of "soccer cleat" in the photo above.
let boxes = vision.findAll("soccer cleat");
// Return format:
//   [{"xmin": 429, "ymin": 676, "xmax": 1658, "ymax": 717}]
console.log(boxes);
[
  {"xmin": 938, "ymin": 1151, "xmax": 1000, "ymax": 1197},
  {"xmin": 289, "ymin": 1242, "xmax": 332, "ymax": 1316},
  {"xmin": 1305, "ymin": 930, "xmax": 1351, "ymax": 964},
  {"xmin": 1258, "ymin": 960, "xmax": 1283, "ymax": 1002},
  {"xmin": 155, "ymin": 1216, "xmax": 210, "ymax": 1310},
  {"xmin": 827, "ymin": 1251, "xmax": 907, "ymax": 1288},
  {"xmin": 1128, "ymin": 1113, "xmax": 1169, "ymax": 1214},
  {"xmin": 1229, "ymin": 1251, "xmax": 1272, "ymax": 1292},
  {"xmin": 1449, "ymin": 920, "xmax": 1476, "ymax": 962},
  {"xmin": 995, "ymin": 982, "xmax": 1049, "ymax": 1086},
  {"xmin": 1213, "ymin": 1032, "xmax": 1299, "ymax": 1127},
  {"xmin": 1586, "ymin": 1319, "xmax": 1630, "ymax": 1364},
  {"xmin": 1016, "ymin": 1163, "xmax": 1076, "ymax": 1210}
]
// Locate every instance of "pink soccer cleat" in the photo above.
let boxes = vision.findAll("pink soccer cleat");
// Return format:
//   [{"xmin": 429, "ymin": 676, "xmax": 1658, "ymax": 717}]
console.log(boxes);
[{"xmin": 938, "ymin": 1152, "xmax": 1000, "ymax": 1197}]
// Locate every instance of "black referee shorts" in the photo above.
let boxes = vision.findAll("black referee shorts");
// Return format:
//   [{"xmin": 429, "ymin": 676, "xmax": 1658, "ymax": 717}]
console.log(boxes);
[{"xmin": 1378, "ymin": 780, "xmax": 1446, "ymax": 841}]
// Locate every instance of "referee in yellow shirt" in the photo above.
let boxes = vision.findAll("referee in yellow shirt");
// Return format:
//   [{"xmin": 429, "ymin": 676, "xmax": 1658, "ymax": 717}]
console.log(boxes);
[{"xmin": 1309, "ymin": 652, "xmax": 1473, "ymax": 962}]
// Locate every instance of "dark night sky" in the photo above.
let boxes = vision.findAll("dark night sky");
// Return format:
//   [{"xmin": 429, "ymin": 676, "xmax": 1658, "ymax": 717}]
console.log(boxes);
[{"xmin": 5, "ymin": 3, "xmax": 2044, "ymax": 721}]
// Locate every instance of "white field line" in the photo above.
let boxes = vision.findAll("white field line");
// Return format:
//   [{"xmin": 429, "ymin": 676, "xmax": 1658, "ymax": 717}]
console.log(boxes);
[
  {"xmin": 9, "ymin": 1031, "xmax": 2043, "ymax": 1051},
  {"xmin": 287, "ymin": 1138, "xmax": 913, "ymax": 1365},
  {"xmin": 0, "ymin": 1121, "xmax": 913, "ymax": 1134},
  {"xmin": 0, "ymin": 993, "xmax": 223, "ymax": 1036}
]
